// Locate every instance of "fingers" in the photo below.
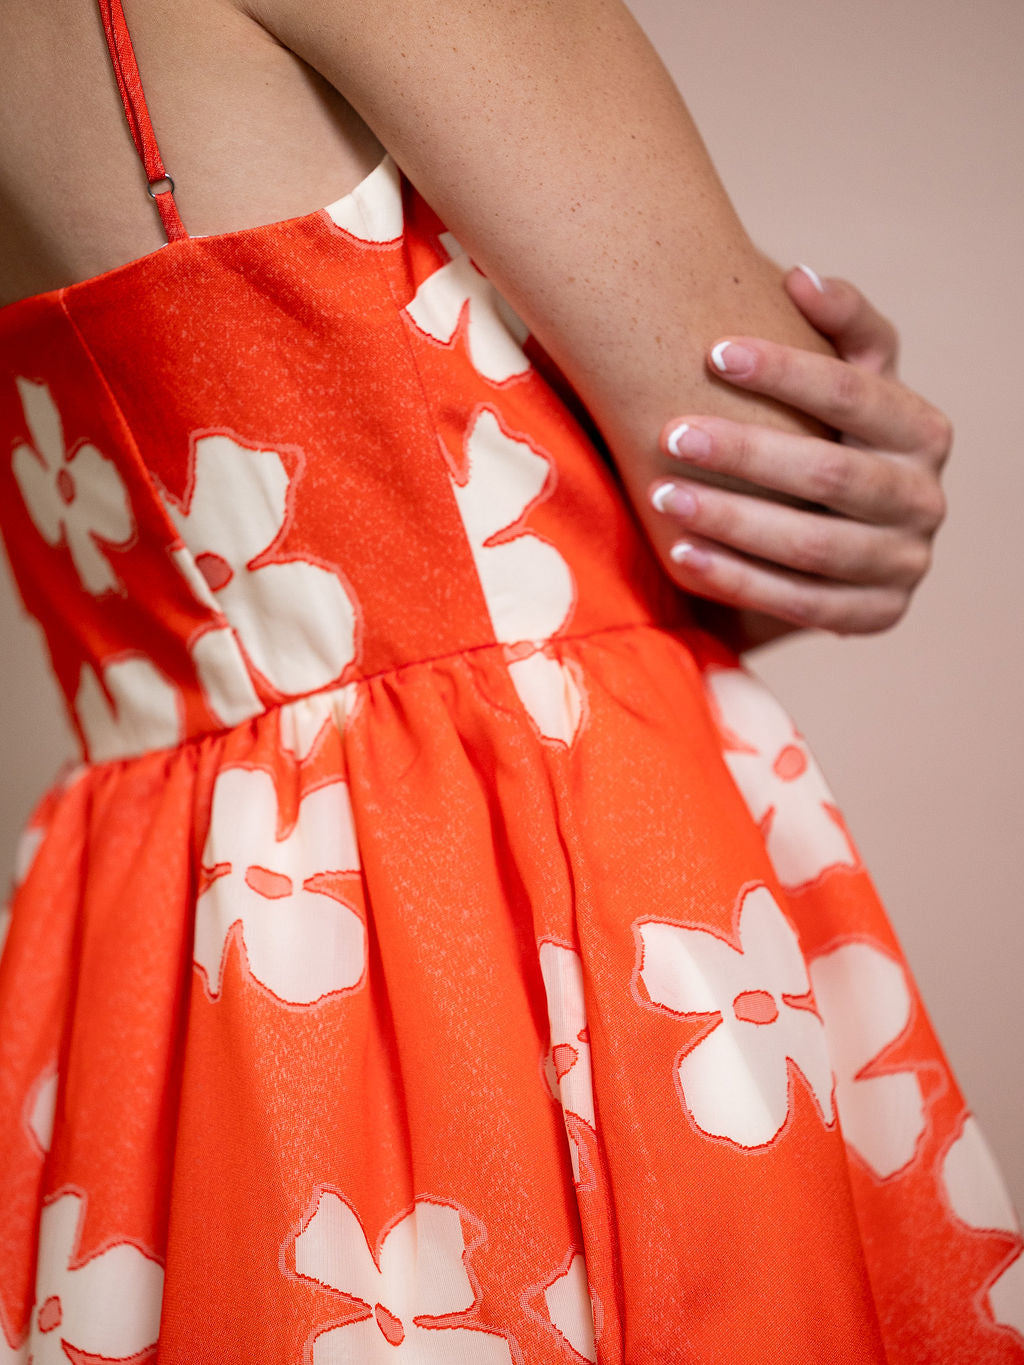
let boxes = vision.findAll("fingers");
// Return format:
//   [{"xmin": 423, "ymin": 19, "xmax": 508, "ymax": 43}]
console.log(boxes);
[
  {"xmin": 706, "ymin": 337, "xmax": 953, "ymax": 462},
  {"xmin": 657, "ymin": 525, "xmax": 913, "ymax": 636},
  {"xmin": 660, "ymin": 416, "xmax": 947, "ymax": 532},
  {"xmin": 784, "ymin": 267, "xmax": 899, "ymax": 375},
  {"xmin": 648, "ymin": 472, "xmax": 931, "ymax": 586}
]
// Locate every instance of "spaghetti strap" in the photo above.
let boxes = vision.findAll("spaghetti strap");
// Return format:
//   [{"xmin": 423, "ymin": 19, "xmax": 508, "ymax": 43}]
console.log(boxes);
[{"xmin": 96, "ymin": 0, "xmax": 188, "ymax": 242}]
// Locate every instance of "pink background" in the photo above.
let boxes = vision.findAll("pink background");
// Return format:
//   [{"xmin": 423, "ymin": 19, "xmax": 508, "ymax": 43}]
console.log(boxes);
[{"xmin": 1, "ymin": 0, "xmax": 1020, "ymax": 1207}]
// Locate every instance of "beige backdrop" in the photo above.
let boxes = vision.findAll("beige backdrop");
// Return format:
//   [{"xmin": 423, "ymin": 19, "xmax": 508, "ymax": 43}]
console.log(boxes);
[{"xmin": 1, "ymin": 0, "xmax": 1021, "ymax": 1210}]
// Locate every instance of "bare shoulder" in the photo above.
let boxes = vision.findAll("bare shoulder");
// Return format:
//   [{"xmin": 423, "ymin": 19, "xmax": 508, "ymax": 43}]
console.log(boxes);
[{"xmin": 0, "ymin": 0, "xmax": 384, "ymax": 308}]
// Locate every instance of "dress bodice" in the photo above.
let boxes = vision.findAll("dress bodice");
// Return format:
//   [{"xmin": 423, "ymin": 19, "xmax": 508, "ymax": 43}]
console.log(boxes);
[{"xmin": 0, "ymin": 156, "xmax": 692, "ymax": 764}]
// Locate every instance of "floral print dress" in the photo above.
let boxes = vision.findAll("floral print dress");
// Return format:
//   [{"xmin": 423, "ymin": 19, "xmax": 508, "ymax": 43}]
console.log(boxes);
[{"xmin": 0, "ymin": 1, "xmax": 1021, "ymax": 1361}]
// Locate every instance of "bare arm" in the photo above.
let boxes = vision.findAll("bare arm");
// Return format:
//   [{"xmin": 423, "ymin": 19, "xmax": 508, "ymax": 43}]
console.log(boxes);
[{"xmin": 240, "ymin": 0, "xmax": 835, "ymax": 571}]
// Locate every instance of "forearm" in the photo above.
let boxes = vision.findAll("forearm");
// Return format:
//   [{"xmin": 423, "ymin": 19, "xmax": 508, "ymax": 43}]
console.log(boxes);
[{"xmin": 249, "ymin": 0, "xmax": 837, "ymax": 538}]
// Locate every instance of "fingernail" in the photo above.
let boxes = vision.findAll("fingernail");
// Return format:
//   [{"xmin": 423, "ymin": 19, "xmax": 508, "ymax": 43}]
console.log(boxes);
[
  {"xmin": 669, "ymin": 540, "xmax": 711, "ymax": 569},
  {"xmin": 710, "ymin": 341, "xmax": 756, "ymax": 376},
  {"xmin": 796, "ymin": 263, "xmax": 825, "ymax": 293},
  {"xmin": 666, "ymin": 423, "xmax": 712, "ymax": 461},
  {"xmin": 651, "ymin": 481, "xmax": 697, "ymax": 517}
]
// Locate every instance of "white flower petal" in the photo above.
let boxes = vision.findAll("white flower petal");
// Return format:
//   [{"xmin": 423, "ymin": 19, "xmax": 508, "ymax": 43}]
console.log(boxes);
[
  {"xmin": 507, "ymin": 653, "xmax": 584, "ymax": 745},
  {"xmin": 25, "ymin": 1066, "xmax": 58, "ymax": 1154},
  {"xmin": 169, "ymin": 435, "xmax": 289, "ymax": 568},
  {"xmin": 544, "ymin": 1253, "xmax": 598, "ymax": 1363},
  {"xmin": 540, "ymin": 941, "xmax": 596, "ymax": 1128},
  {"xmin": 14, "ymin": 377, "xmax": 64, "ymax": 473},
  {"xmin": 679, "ymin": 1017, "xmax": 793, "ymax": 1145},
  {"xmin": 324, "ymin": 155, "xmax": 404, "ymax": 242},
  {"xmin": 767, "ymin": 783, "xmax": 856, "ymax": 889},
  {"xmin": 405, "ymin": 242, "xmax": 530, "ymax": 383},
  {"xmin": 65, "ymin": 443, "xmax": 134, "ymax": 547},
  {"xmin": 63, "ymin": 518, "xmax": 123, "ymax": 594},
  {"xmin": 706, "ymin": 666, "xmax": 796, "ymax": 759},
  {"xmin": 191, "ymin": 626, "xmax": 264, "ymax": 727},
  {"xmin": 30, "ymin": 1193, "xmax": 163, "ymax": 1365},
  {"xmin": 74, "ymin": 658, "xmax": 183, "ymax": 762},
  {"xmin": 988, "ymin": 1252, "xmax": 1024, "ymax": 1339},
  {"xmin": 942, "ymin": 1115, "xmax": 1020, "ymax": 1235},
  {"xmin": 452, "ymin": 409, "xmax": 574, "ymax": 645},
  {"xmin": 638, "ymin": 919, "xmax": 733, "ymax": 1018},
  {"xmin": 218, "ymin": 559, "xmax": 356, "ymax": 695},
  {"xmin": 378, "ymin": 1204, "xmax": 475, "ymax": 1321},
  {"xmin": 810, "ymin": 942, "xmax": 926, "ymax": 1179},
  {"xmin": 295, "ymin": 1192, "xmax": 379, "ymax": 1309},
  {"xmin": 707, "ymin": 666, "xmax": 858, "ymax": 888},
  {"xmin": 11, "ymin": 443, "xmax": 63, "ymax": 546}
]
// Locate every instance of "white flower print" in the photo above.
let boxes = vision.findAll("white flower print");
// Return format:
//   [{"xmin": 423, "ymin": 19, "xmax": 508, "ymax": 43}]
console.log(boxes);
[
  {"xmin": 325, "ymin": 155, "xmax": 404, "ymax": 243},
  {"xmin": 636, "ymin": 883, "xmax": 835, "ymax": 1148},
  {"xmin": 542, "ymin": 1252, "xmax": 598, "ymax": 1363},
  {"xmin": 451, "ymin": 407, "xmax": 584, "ymax": 745},
  {"xmin": 808, "ymin": 940, "xmax": 927, "ymax": 1179},
  {"xmin": 278, "ymin": 683, "xmax": 359, "ymax": 762},
  {"xmin": 0, "ymin": 1319, "xmax": 24, "ymax": 1364},
  {"xmin": 23, "ymin": 1066, "xmax": 58, "ymax": 1156},
  {"xmin": 171, "ymin": 544, "xmax": 264, "ymax": 727},
  {"xmin": 10, "ymin": 378, "xmax": 133, "ymax": 595},
  {"xmin": 941, "ymin": 1115, "xmax": 1024, "ymax": 1339},
  {"xmin": 704, "ymin": 666, "xmax": 857, "ymax": 890},
  {"xmin": 194, "ymin": 768, "xmax": 365, "ymax": 1005},
  {"xmin": 539, "ymin": 941, "xmax": 596, "ymax": 1184},
  {"xmin": 293, "ymin": 1193, "xmax": 515, "ymax": 1362},
  {"xmin": 405, "ymin": 232, "xmax": 531, "ymax": 383},
  {"xmin": 25, "ymin": 1191, "xmax": 163, "ymax": 1365},
  {"xmin": 506, "ymin": 650, "xmax": 585, "ymax": 750},
  {"xmin": 189, "ymin": 624, "xmax": 265, "ymax": 727},
  {"xmin": 74, "ymin": 656, "xmax": 183, "ymax": 763},
  {"xmin": 163, "ymin": 433, "xmax": 358, "ymax": 698}
]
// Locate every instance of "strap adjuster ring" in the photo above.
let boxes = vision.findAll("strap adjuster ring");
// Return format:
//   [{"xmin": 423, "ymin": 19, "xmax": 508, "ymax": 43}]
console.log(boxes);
[{"xmin": 147, "ymin": 174, "xmax": 176, "ymax": 199}]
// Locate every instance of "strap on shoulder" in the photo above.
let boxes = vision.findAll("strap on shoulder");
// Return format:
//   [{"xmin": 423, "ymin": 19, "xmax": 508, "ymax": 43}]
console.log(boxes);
[{"xmin": 97, "ymin": 0, "xmax": 188, "ymax": 242}]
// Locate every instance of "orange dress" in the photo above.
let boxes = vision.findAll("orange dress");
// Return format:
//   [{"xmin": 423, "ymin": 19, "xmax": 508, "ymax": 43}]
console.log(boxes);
[{"xmin": 0, "ymin": 3, "xmax": 1021, "ymax": 1361}]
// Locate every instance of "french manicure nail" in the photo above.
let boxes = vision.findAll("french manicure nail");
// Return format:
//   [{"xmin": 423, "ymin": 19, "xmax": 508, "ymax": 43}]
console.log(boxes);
[
  {"xmin": 711, "ymin": 341, "xmax": 756, "ymax": 376},
  {"xmin": 651, "ymin": 482, "xmax": 697, "ymax": 517},
  {"xmin": 666, "ymin": 423, "xmax": 712, "ymax": 461},
  {"xmin": 796, "ymin": 263, "xmax": 825, "ymax": 293},
  {"xmin": 669, "ymin": 540, "xmax": 711, "ymax": 569}
]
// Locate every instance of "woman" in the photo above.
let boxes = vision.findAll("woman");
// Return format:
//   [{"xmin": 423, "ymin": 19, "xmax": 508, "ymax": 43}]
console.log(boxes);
[{"xmin": 0, "ymin": 0, "xmax": 1018, "ymax": 1361}]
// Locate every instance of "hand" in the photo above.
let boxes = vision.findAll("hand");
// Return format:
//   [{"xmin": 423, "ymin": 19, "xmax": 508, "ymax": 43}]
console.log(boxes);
[{"xmin": 649, "ymin": 266, "xmax": 953, "ymax": 654}]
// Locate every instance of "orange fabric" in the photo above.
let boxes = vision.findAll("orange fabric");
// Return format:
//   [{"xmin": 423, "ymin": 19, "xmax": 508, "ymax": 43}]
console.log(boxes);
[{"xmin": 0, "ymin": 11, "xmax": 1022, "ymax": 1362}]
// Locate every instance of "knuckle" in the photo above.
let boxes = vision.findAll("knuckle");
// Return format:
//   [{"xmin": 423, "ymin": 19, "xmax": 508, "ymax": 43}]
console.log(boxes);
[
  {"xmin": 726, "ymin": 425, "xmax": 757, "ymax": 477},
  {"xmin": 787, "ymin": 587, "xmax": 833, "ymax": 632},
  {"xmin": 895, "ymin": 538, "xmax": 932, "ymax": 586},
  {"xmin": 911, "ymin": 539, "xmax": 933, "ymax": 581},
  {"xmin": 922, "ymin": 408, "xmax": 954, "ymax": 460},
  {"xmin": 864, "ymin": 589, "xmax": 909, "ymax": 633},
  {"xmin": 792, "ymin": 520, "xmax": 835, "ymax": 575},
  {"xmin": 879, "ymin": 591, "xmax": 911, "ymax": 631},
  {"xmin": 811, "ymin": 447, "xmax": 853, "ymax": 504},
  {"xmin": 827, "ymin": 363, "xmax": 864, "ymax": 421},
  {"xmin": 912, "ymin": 477, "xmax": 947, "ymax": 533}
]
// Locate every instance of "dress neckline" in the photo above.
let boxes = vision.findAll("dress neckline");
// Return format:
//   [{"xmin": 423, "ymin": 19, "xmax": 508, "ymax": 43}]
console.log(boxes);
[{"xmin": 0, "ymin": 152, "xmax": 394, "ymax": 328}]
